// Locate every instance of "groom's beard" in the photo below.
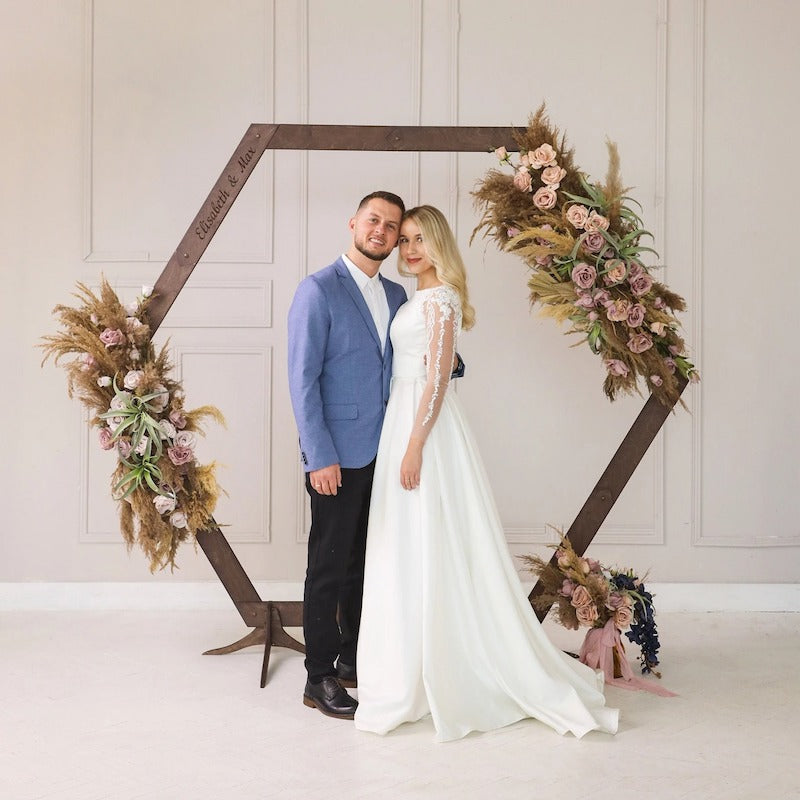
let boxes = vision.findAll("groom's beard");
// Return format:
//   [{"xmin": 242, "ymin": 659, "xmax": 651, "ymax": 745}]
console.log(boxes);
[{"xmin": 354, "ymin": 240, "xmax": 394, "ymax": 262}]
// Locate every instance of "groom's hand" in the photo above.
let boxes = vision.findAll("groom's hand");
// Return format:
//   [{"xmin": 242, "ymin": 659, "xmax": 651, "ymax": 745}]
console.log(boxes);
[{"xmin": 311, "ymin": 464, "xmax": 342, "ymax": 496}]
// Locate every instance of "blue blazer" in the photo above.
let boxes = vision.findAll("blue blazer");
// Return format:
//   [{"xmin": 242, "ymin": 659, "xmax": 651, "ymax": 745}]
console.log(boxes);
[{"xmin": 288, "ymin": 257, "xmax": 407, "ymax": 471}]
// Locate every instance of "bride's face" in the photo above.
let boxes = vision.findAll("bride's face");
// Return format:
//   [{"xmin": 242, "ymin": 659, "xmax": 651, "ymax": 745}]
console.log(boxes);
[{"xmin": 398, "ymin": 219, "xmax": 436, "ymax": 282}]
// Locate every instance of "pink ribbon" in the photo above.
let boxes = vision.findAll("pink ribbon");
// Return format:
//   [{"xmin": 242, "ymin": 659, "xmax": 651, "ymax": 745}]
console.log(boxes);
[{"xmin": 579, "ymin": 620, "xmax": 676, "ymax": 697}]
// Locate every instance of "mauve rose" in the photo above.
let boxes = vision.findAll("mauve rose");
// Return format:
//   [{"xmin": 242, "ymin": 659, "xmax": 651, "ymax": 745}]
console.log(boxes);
[
  {"xmin": 586, "ymin": 558, "xmax": 601, "ymax": 573},
  {"xmin": 566, "ymin": 204, "xmax": 590, "ymax": 229},
  {"xmin": 650, "ymin": 374, "xmax": 663, "ymax": 386},
  {"xmin": 603, "ymin": 259, "xmax": 627, "ymax": 285},
  {"xmin": 653, "ymin": 296, "xmax": 666, "ymax": 310},
  {"xmin": 588, "ymin": 311, "xmax": 599, "ymax": 322},
  {"xmin": 494, "ymin": 146, "xmax": 508, "ymax": 160},
  {"xmin": 175, "ymin": 430, "xmax": 196, "ymax": 449},
  {"xmin": 530, "ymin": 143, "xmax": 557, "ymax": 168},
  {"xmin": 668, "ymin": 345, "xmax": 680, "ymax": 356},
  {"xmin": 606, "ymin": 299, "xmax": 630, "ymax": 322},
  {"xmin": 576, "ymin": 603, "xmax": 599, "ymax": 627},
  {"xmin": 99, "ymin": 328, "xmax": 125, "ymax": 348},
  {"xmin": 571, "ymin": 262, "xmax": 597, "ymax": 289},
  {"xmin": 149, "ymin": 384, "xmax": 169, "ymax": 413},
  {"xmin": 532, "ymin": 186, "xmax": 557, "ymax": 210},
  {"xmin": 98, "ymin": 428, "xmax": 115, "ymax": 451},
  {"xmin": 575, "ymin": 292, "xmax": 596, "ymax": 309},
  {"xmin": 607, "ymin": 592, "xmax": 624, "ymax": 610},
  {"xmin": 559, "ymin": 579, "xmax": 576, "ymax": 598},
  {"xmin": 169, "ymin": 409, "xmax": 187, "ymax": 429},
  {"xmin": 627, "ymin": 303, "xmax": 646, "ymax": 327},
  {"xmin": 513, "ymin": 168, "xmax": 533, "ymax": 192},
  {"xmin": 153, "ymin": 494, "xmax": 176, "ymax": 515},
  {"xmin": 614, "ymin": 605, "xmax": 634, "ymax": 629},
  {"xmin": 650, "ymin": 321, "xmax": 667, "ymax": 336},
  {"xmin": 592, "ymin": 288, "xmax": 611, "ymax": 306},
  {"xmin": 123, "ymin": 370, "xmax": 144, "ymax": 390},
  {"xmin": 168, "ymin": 445, "xmax": 194, "ymax": 466},
  {"xmin": 582, "ymin": 231, "xmax": 605, "ymax": 254},
  {"xmin": 540, "ymin": 165, "xmax": 566, "ymax": 186},
  {"xmin": 506, "ymin": 227, "xmax": 520, "ymax": 238},
  {"xmin": 570, "ymin": 585, "xmax": 592, "ymax": 608},
  {"xmin": 117, "ymin": 438, "xmax": 132, "ymax": 459},
  {"xmin": 604, "ymin": 358, "xmax": 630, "ymax": 377},
  {"xmin": 159, "ymin": 420, "xmax": 177, "ymax": 440},
  {"xmin": 628, "ymin": 333, "xmax": 654, "ymax": 354},
  {"xmin": 627, "ymin": 261, "xmax": 644, "ymax": 279},
  {"xmin": 170, "ymin": 511, "xmax": 188, "ymax": 529},
  {"xmin": 630, "ymin": 273, "xmax": 654, "ymax": 296},
  {"xmin": 664, "ymin": 357, "xmax": 676, "ymax": 373},
  {"xmin": 585, "ymin": 211, "xmax": 610, "ymax": 232}
]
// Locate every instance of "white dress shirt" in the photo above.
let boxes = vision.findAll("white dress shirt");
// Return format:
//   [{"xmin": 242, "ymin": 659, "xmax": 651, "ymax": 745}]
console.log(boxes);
[{"xmin": 342, "ymin": 254, "xmax": 389, "ymax": 352}]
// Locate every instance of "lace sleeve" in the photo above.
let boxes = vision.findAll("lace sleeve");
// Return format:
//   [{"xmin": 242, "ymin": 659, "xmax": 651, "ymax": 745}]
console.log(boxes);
[{"xmin": 409, "ymin": 287, "xmax": 461, "ymax": 445}]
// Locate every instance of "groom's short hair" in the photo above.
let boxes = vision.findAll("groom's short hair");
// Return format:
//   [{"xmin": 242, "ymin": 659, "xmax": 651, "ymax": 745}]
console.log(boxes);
[{"xmin": 357, "ymin": 190, "xmax": 405, "ymax": 216}]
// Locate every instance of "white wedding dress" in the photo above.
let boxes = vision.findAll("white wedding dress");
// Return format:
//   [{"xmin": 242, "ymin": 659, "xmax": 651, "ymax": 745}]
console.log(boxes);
[{"xmin": 354, "ymin": 285, "xmax": 619, "ymax": 742}]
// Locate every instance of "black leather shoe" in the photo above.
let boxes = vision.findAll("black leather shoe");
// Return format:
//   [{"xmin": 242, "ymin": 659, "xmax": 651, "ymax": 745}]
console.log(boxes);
[
  {"xmin": 335, "ymin": 660, "xmax": 357, "ymax": 688},
  {"xmin": 303, "ymin": 677, "xmax": 358, "ymax": 720}
]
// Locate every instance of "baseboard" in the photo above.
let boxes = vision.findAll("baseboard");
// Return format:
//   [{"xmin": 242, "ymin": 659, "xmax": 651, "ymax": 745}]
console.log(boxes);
[{"xmin": 1, "ymin": 581, "xmax": 798, "ymax": 612}]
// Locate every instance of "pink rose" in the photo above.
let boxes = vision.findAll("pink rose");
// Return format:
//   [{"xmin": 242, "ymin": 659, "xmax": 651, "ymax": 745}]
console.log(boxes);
[
  {"xmin": 169, "ymin": 409, "xmax": 187, "ymax": 429},
  {"xmin": 80, "ymin": 353, "xmax": 96, "ymax": 371},
  {"xmin": 99, "ymin": 328, "xmax": 125, "ymax": 348},
  {"xmin": 571, "ymin": 262, "xmax": 597, "ymax": 289},
  {"xmin": 585, "ymin": 211, "xmax": 610, "ymax": 232},
  {"xmin": 117, "ymin": 438, "xmax": 132, "ymax": 459},
  {"xmin": 167, "ymin": 445, "xmax": 194, "ymax": 466},
  {"xmin": 575, "ymin": 292, "xmax": 596, "ymax": 309},
  {"xmin": 606, "ymin": 299, "xmax": 630, "ymax": 322},
  {"xmin": 570, "ymin": 585, "xmax": 592, "ymax": 608},
  {"xmin": 630, "ymin": 273, "xmax": 654, "ymax": 296},
  {"xmin": 123, "ymin": 370, "xmax": 144, "ymax": 390},
  {"xmin": 627, "ymin": 261, "xmax": 644, "ymax": 279},
  {"xmin": 650, "ymin": 374, "xmax": 663, "ymax": 386},
  {"xmin": 664, "ymin": 357, "xmax": 676, "ymax": 373},
  {"xmin": 559, "ymin": 579, "xmax": 576, "ymax": 598},
  {"xmin": 603, "ymin": 259, "xmax": 627, "ymax": 285},
  {"xmin": 592, "ymin": 288, "xmax": 611, "ymax": 306},
  {"xmin": 566, "ymin": 204, "xmax": 590, "ymax": 229},
  {"xmin": 586, "ymin": 558, "xmax": 601, "ymax": 573},
  {"xmin": 607, "ymin": 592, "xmax": 625, "ymax": 610},
  {"xmin": 153, "ymin": 494, "xmax": 177, "ymax": 515},
  {"xmin": 627, "ymin": 332, "xmax": 654, "ymax": 354},
  {"xmin": 588, "ymin": 311, "xmax": 599, "ymax": 322},
  {"xmin": 535, "ymin": 254, "xmax": 554, "ymax": 267},
  {"xmin": 626, "ymin": 303, "xmax": 646, "ymax": 327},
  {"xmin": 532, "ymin": 186, "xmax": 558, "ymax": 210},
  {"xmin": 530, "ymin": 143, "xmax": 557, "ymax": 168},
  {"xmin": 519, "ymin": 152, "xmax": 531, "ymax": 167},
  {"xmin": 576, "ymin": 603, "xmax": 599, "ymax": 627},
  {"xmin": 582, "ymin": 231, "xmax": 605, "ymax": 254},
  {"xmin": 175, "ymin": 431, "xmax": 196, "ymax": 449},
  {"xmin": 506, "ymin": 227, "xmax": 520, "ymax": 238},
  {"xmin": 98, "ymin": 428, "xmax": 115, "ymax": 451},
  {"xmin": 653, "ymin": 296, "xmax": 666, "ymax": 310},
  {"xmin": 540, "ymin": 165, "xmax": 566, "ymax": 187},
  {"xmin": 494, "ymin": 146, "xmax": 508, "ymax": 161},
  {"xmin": 604, "ymin": 358, "xmax": 630, "ymax": 377},
  {"xmin": 513, "ymin": 168, "xmax": 533, "ymax": 192},
  {"xmin": 614, "ymin": 605, "xmax": 634, "ymax": 629},
  {"xmin": 650, "ymin": 321, "xmax": 667, "ymax": 336},
  {"xmin": 668, "ymin": 345, "xmax": 680, "ymax": 356}
]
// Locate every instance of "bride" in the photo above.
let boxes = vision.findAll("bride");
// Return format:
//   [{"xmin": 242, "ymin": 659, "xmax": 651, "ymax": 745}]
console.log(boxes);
[{"xmin": 354, "ymin": 205, "xmax": 619, "ymax": 742}]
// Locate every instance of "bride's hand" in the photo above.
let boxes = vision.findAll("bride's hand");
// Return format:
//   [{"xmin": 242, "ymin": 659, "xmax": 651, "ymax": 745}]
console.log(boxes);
[{"xmin": 400, "ymin": 441, "xmax": 423, "ymax": 490}]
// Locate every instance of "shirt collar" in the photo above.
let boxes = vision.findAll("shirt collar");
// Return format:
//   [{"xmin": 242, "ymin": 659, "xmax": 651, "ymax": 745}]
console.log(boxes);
[{"xmin": 342, "ymin": 254, "xmax": 381, "ymax": 292}]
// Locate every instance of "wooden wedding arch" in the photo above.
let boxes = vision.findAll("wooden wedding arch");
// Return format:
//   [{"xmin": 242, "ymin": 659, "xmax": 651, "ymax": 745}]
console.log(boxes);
[{"xmin": 144, "ymin": 124, "xmax": 687, "ymax": 687}]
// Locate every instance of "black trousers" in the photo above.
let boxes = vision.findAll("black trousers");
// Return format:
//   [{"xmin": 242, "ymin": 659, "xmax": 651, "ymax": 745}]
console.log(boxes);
[{"xmin": 303, "ymin": 460, "xmax": 376, "ymax": 683}]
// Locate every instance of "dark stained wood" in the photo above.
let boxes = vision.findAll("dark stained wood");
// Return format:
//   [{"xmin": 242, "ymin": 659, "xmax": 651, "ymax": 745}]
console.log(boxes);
[{"xmin": 530, "ymin": 376, "xmax": 689, "ymax": 621}]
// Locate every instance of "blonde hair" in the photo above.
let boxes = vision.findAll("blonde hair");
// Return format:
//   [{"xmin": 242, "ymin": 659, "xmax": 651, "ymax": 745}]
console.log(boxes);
[{"xmin": 397, "ymin": 205, "xmax": 476, "ymax": 330}]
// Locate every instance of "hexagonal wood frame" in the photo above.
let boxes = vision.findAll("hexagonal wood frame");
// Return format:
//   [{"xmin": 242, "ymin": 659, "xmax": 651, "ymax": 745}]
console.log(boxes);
[{"xmin": 145, "ymin": 124, "xmax": 686, "ymax": 686}]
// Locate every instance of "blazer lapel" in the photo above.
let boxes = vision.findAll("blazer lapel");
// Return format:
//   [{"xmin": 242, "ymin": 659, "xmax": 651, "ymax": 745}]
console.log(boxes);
[{"xmin": 335, "ymin": 259, "xmax": 382, "ymax": 351}]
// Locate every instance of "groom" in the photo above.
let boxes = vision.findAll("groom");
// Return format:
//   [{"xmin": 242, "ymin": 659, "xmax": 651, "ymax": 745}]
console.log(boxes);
[{"xmin": 287, "ymin": 191, "xmax": 408, "ymax": 719}]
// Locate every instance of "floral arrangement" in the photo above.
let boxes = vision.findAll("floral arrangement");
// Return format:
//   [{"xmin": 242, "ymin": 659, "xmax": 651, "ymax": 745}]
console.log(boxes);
[
  {"xmin": 40, "ymin": 279, "xmax": 224, "ymax": 571},
  {"xmin": 472, "ymin": 104, "xmax": 698, "ymax": 406},
  {"xmin": 521, "ymin": 534, "xmax": 663, "ymax": 676}
]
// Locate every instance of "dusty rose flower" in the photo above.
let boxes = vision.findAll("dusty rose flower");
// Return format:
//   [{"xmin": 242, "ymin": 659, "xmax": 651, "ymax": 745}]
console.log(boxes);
[
  {"xmin": 614, "ymin": 605, "xmax": 634, "ymax": 629},
  {"xmin": 169, "ymin": 511, "xmax": 188, "ymax": 529},
  {"xmin": 585, "ymin": 211, "xmax": 610, "ymax": 232},
  {"xmin": 571, "ymin": 262, "xmax": 597, "ymax": 289},
  {"xmin": 604, "ymin": 358, "xmax": 630, "ymax": 377},
  {"xmin": 575, "ymin": 292, "xmax": 596, "ymax": 309},
  {"xmin": 535, "ymin": 254, "xmax": 554, "ymax": 267},
  {"xmin": 664, "ymin": 357, "xmax": 676, "ymax": 373},
  {"xmin": 532, "ymin": 186, "xmax": 558, "ymax": 210},
  {"xmin": 494, "ymin": 146, "xmax": 509, "ymax": 161},
  {"xmin": 175, "ymin": 430, "xmax": 196, "ymax": 449},
  {"xmin": 606, "ymin": 592, "xmax": 625, "ymax": 610},
  {"xmin": 668, "ymin": 345, "xmax": 680, "ymax": 356},
  {"xmin": 513, "ymin": 168, "xmax": 533, "ymax": 192},
  {"xmin": 628, "ymin": 332, "xmax": 654, "ymax": 354},
  {"xmin": 153, "ymin": 494, "xmax": 177, "ymax": 515},
  {"xmin": 98, "ymin": 428, "xmax": 115, "ymax": 451},
  {"xmin": 626, "ymin": 303, "xmax": 646, "ymax": 327},
  {"xmin": 582, "ymin": 231, "xmax": 605, "ymax": 254},
  {"xmin": 123, "ymin": 370, "xmax": 144, "ymax": 390},
  {"xmin": 576, "ymin": 603, "xmax": 599, "ymax": 627},
  {"xmin": 570, "ymin": 585, "xmax": 592, "ymax": 608},
  {"xmin": 566, "ymin": 204, "xmax": 590, "ymax": 229},
  {"xmin": 650, "ymin": 321, "xmax": 667, "ymax": 336},
  {"xmin": 519, "ymin": 152, "xmax": 531, "ymax": 167},
  {"xmin": 167, "ymin": 445, "xmax": 194, "ymax": 466},
  {"xmin": 97, "ymin": 375, "xmax": 112, "ymax": 388},
  {"xmin": 592, "ymin": 288, "xmax": 611, "ymax": 306},
  {"xmin": 506, "ymin": 227, "xmax": 520, "ymax": 238},
  {"xmin": 559, "ymin": 579, "xmax": 576, "ymax": 598},
  {"xmin": 117, "ymin": 438, "xmax": 132, "ymax": 459},
  {"xmin": 169, "ymin": 409, "xmax": 187, "ymax": 429},
  {"xmin": 149, "ymin": 384, "xmax": 169, "ymax": 413},
  {"xmin": 650, "ymin": 374, "xmax": 663, "ymax": 386},
  {"xmin": 530, "ymin": 143, "xmax": 557, "ymax": 168},
  {"xmin": 588, "ymin": 311, "xmax": 599, "ymax": 322},
  {"xmin": 540, "ymin": 165, "xmax": 566, "ymax": 186},
  {"xmin": 627, "ymin": 261, "xmax": 644, "ymax": 279},
  {"xmin": 159, "ymin": 420, "xmax": 177, "ymax": 440},
  {"xmin": 653, "ymin": 296, "xmax": 666, "ymax": 310},
  {"xmin": 630, "ymin": 273, "xmax": 654, "ymax": 296},
  {"xmin": 603, "ymin": 259, "xmax": 627, "ymax": 285},
  {"xmin": 606, "ymin": 299, "xmax": 630, "ymax": 322},
  {"xmin": 80, "ymin": 353, "xmax": 96, "ymax": 372},
  {"xmin": 586, "ymin": 558, "xmax": 601, "ymax": 573},
  {"xmin": 99, "ymin": 328, "xmax": 126, "ymax": 348}
]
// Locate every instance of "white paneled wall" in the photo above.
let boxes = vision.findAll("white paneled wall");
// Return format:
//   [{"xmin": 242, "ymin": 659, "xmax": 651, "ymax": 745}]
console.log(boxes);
[{"xmin": 2, "ymin": 0, "xmax": 798, "ymax": 585}]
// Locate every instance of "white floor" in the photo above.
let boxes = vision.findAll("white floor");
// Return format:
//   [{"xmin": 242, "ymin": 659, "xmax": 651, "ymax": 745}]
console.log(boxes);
[{"xmin": 1, "ymin": 610, "xmax": 798, "ymax": 800}]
